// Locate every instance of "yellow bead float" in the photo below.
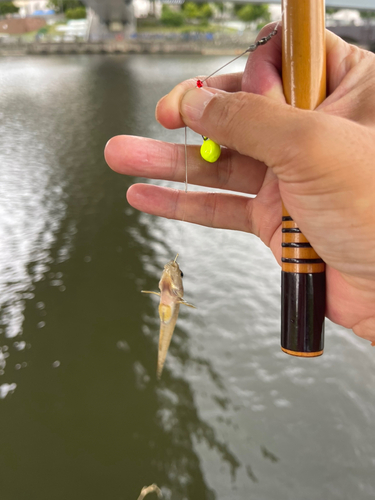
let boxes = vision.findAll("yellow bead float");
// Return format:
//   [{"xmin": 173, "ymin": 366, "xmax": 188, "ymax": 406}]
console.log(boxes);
[{"xmin": 200, "ymin": 136, "xmax": 221, "ymax": 163}]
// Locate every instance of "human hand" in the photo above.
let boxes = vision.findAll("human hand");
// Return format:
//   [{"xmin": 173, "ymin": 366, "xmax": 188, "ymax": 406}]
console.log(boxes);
[{"xmin": 105, "ymin": 27, "xmax": 375, "ymax": 343}]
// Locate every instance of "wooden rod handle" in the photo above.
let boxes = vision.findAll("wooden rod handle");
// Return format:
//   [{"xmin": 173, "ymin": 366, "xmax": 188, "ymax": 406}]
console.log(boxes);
[{"xmin": 281, "ymin": 0, "xmax": 326, "ymax": 356}]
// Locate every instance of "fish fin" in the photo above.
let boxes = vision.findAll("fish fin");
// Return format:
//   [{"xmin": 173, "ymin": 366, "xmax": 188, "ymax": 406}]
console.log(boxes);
[
  {"xmin": 177, "ymin": 299, "xmax": 196, "ymax": 309},
  {"xmin": 141, "ymin": 290, "xmax": 161, "ymax": 296}
]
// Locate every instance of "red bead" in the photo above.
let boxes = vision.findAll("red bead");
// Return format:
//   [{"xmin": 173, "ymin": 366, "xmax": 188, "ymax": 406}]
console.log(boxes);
[{"xmin": 196, "ymin": 79, "xmax": 203, "ymax": 88}]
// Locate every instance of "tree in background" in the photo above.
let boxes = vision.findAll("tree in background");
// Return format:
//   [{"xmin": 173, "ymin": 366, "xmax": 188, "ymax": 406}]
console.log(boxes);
[
  {"xmin": 160, "ymin": 4, "xmax": 184, "ymax": 27},
  {"xmin": 326, "ymin": 8, "xmax": 340, "ymax": 15},
  {"xmin": 65, "ymin": 6, "xmax": 86, "ymax": 19},
  {"xmin": 48, "ymin": 0, "xmax": 85, "ymax": 13},
  {"xmin": 182, "ymin": 2, "xmax": 213, "ymax": 23},
  {"xmin": 0, "ymin": 1, "xmax": 19, "ymax": 16},
  {"xmin": 234, "ymin": 3, "xmax": 270, "ymax": 25},
  {"xmin": 360, "ymin": 10, "xmax": 375, "ymax": 19}
]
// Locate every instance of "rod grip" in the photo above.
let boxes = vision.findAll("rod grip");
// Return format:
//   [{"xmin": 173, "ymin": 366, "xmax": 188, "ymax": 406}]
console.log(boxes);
[
  {"xmin": 281, "ymin": 271, "xmax": 325, "ymax": 356},
  {"xmin": 281, "ymin": 207, "xmax": 325, "ymax": 356}
]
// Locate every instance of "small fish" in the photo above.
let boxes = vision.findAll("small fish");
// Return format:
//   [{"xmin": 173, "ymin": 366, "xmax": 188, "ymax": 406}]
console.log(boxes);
[{"xmin": 142, "ymin": 255, "xmax": 195, "ymax": 379}]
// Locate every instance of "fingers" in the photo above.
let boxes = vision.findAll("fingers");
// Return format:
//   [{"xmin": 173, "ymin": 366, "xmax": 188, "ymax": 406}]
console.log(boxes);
[
  {"xmin": 242, "ymin": 27, "xmax": 354, "ymax": 101},
  {"xmin": 126, "ymin": 184, "xmax": 281, "ymax": 250},
  {"xmin": 127, "ymin": 184, "xmax": 253, "ymax": 232},
  {"xmin": 177, "ymin": 84, "xmax": 375, "ymax": 229},
  {"xmin": 325, "ymin": 30, "xmax": 367, "ymax": 95},
  {"xmin": 242, "ymin": 26, "xmax": 375, "ymax": 126},
  {"xmin": 242, "ymin": 22, "xmax": 285, "ymax": 103},
  {"xmin": 319, "ymin": 32, "xmax": 375, "ymax": 125},
  {"xmin": 156, "ymin": 72, "xmax": 243, "ymax": 130},
  {"xmin": 242, "ymin": 26, "xmax": 366, "ymax": 101},
  {"xmin": 242, "ymin": 23, "xmax": 360, "ymax": 102},
  {"xmin": 105, "ymin": 135, "xmax": 267, "ymax": 195}
]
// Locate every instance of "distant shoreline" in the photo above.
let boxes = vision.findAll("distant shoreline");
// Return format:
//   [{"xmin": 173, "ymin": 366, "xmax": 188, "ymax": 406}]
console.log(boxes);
[
  {"xmin": 0, "ymin": 39, "xmax": 257, "ymax": 57},
  {"xmin": 0, "ymin": 28, "xmax": 369, "ymax": 57}
]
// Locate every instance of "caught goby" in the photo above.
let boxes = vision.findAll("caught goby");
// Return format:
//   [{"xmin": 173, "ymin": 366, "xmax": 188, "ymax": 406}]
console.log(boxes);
[{"xmin": 142, "ymin": 255, "xmax": 195, "ymax": 379}]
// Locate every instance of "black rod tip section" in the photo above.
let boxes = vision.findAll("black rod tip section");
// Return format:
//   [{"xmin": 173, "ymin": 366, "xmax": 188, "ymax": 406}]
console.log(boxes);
[{"xmin": 281, "ymin": 271, "xmax": 325, "ymax": 356}]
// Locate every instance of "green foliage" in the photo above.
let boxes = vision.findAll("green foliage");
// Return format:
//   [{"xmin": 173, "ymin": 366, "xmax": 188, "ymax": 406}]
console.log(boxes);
[
  {"xmin": 326, "ymin": 8, "xmax": 340, "ymax": 15},
  {"xmin": 360, "ymin": 10, "xmax": 375, "ymax": 19},
  {"xmin": 182, "ymin": 2, "xmax": 213, "ymax": 20},
  {"xmin": 48, "ymin": 0, "xmax": 85, "ymax": 13},
  {"xmin": 183, "ymin": 2, "xmax": 200, "ymax": 19},
  {"xmin": 65, "ymin": 6, "xmax": 86, "ymax": 19},
  {"xmin": 200, "ymin": 4, "xmax": 213, "ymax": 20},
  {"xmin": 236, "ymin": 4, "xmax": 270, "ymax": 24},
  {"xmin": 0, "ymin": 1, "xmax": 19, "ymax": 15},
  {"xmin": 160, "ymin": 5, "xmax": 184, "ymax": 27},
  {"xmin": 233, "ymin": 3, "xmax": 243, "ymax": 14}
]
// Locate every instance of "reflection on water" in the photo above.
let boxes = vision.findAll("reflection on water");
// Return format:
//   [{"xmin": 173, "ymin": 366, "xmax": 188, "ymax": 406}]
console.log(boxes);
[{"xmin": 0, "ymin": 55, "xmax": 375, "ymax": 500}]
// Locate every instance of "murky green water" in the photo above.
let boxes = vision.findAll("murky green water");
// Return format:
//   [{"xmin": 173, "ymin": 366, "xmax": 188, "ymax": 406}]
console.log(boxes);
[{"xmin": 0, "ymin": 54, "xmax": 375, "ymax": 500}]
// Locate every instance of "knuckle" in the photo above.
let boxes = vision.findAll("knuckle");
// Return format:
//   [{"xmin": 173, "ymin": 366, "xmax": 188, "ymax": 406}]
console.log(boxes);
[
  {"xmin": 203, "ymin": 193, "xmax": 219, "ymax": 228},
  {"xmin": 170, "ymin": 143, "xmax": 182, "ymax": 182},
  {"xmin": 211, "ymin": 92, "xmax": 250, "ymax": 142},
  {"xmin": 216, "ymin": 151, "xmax": 234, "ymax": 190}
]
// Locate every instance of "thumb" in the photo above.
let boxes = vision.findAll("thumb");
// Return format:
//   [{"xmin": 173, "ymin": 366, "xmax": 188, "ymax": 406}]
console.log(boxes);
[{"xmin": 179, "ymin": 87, "xmax": 340, "ymax": 184}]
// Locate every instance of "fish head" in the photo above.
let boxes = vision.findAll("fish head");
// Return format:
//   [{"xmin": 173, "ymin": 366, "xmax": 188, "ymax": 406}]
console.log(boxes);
[
  {"xmin": 157, "ymin": 256, "xmax": 185, "ymax": 324},
  {"xmin": 159, "ymin": 258, "xmax": 184, "ymax": 293},
  {"xmin": 157, "ymin": 257, "xmax": 184, "ymax": 322}
]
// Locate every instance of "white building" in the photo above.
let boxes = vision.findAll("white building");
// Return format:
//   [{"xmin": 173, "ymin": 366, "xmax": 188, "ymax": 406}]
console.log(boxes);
[
  {"xmin": 133, "ymin": 0, "xmax": 161, "ymax": 18},
  {"xmin": 14, "ymin": 0, "xmax": 51, "ymax": 17}
]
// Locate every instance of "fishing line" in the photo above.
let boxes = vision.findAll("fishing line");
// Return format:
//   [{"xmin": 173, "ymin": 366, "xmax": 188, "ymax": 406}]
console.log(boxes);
[
  {"xmin": 183, "ymin": 20, "xmax": 282, "ymax": 179},
  {"xmin": 177, "ymin": 127, "xmax": 188, "ymax": 252},
  {"xmin": 200, "ymin": 19, "xmax": 281, "ymax": 86},
  {"xmin": 184, "ymin": 125, "xmax": 188, "ymax": 194},
  {"xmin": 179, "ymin": 19, "xmax": 283, "ymax": 251},
  {"xmin": 178, "ymin": 126, "xmax": 189, "ymax": 255}
]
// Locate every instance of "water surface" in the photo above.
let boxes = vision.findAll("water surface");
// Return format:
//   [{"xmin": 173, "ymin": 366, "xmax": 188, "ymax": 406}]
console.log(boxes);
[{"xmin": 0, "ymin": 54, "xmax": 374, "ymax": 500}]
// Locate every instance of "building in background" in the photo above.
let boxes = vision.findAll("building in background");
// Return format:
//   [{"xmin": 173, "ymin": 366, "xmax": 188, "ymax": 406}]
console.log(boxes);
[
  {"xmin": 14, "ymin": 0, "xmax": 50, "ymax": 17},
  {"xmin": 133, "ymin": 0, "xmax": 160, "ymax": 18}
]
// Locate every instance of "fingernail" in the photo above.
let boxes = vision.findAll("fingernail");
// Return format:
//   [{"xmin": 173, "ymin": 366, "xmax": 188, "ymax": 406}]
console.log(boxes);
[
  {"xmin": 181, "ymin": 88, "xmax": 215, "ymax": 121},
  {"xmin": 155, "ymin": 95, "xmax": 166, "ymax": 124}
]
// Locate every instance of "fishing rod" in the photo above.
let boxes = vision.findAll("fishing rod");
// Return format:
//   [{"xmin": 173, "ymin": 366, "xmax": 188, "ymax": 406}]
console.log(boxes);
[
  {"xmin": 280, "ymin": 0, "xmax": 326, "ymax": 356},
  {"xmin": 184, "ymin": 2, "xmax": 326, "ymax": 356}
]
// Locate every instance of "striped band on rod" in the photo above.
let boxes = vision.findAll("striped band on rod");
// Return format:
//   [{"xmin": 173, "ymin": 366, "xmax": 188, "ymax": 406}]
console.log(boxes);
[
  {"xmin": 281, "ymin": 207, "xmax": 324, "ymax": 275},
  {"xmin": 281, "ymin": 258, "xmax": 324, "ymax": 265},
  {"xmin": 282, "ymin": 242, "xmax": 312, "ymax": 248},
  {"xmin": 282, "ymin": 228, "xmax": 302, "ymax": 233}
]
